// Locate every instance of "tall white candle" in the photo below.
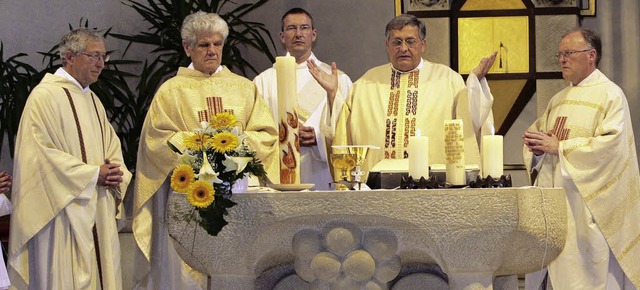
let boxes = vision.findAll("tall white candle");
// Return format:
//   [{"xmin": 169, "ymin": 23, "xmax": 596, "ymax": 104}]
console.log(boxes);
[
  {"xmin": 482, "ymin": 134, "xmax": 503, "ymax": 178},
  {"xmin": 408, "ymin": 129, "xmax": 429, "ymax": 179},
  {"xmin": 444, "ymin": 119, "xmax": 466, "ymax": 185},
  {"xmin": 275, "ymin": 53, "xmax": 300, "ymax": 184}
]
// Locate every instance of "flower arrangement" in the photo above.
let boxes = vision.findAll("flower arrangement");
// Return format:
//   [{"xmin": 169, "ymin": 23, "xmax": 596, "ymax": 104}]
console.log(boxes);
[{"xmin": 169, "ymin": 112, "xmax": 266, "ymax": 236}]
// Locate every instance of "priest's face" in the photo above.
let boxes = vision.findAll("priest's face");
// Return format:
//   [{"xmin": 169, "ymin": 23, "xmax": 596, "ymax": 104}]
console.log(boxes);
[
  {"xmin": 386, "ymin": 25, "xmax": 426, "ymax": 72},
  {"xmin": 184, "ymin": 32, "xmax": 224, "ymax": 75},
  {"xmin": 558, "ymin": 31, "xmax": 596, "ymax": 85},
  {"xmin": 280, "ymin": 13, "xmax": 316, "ymax": 63},
  {"xmin": 66, "ymin": 39, "xmax": 106, "ymax": 88}
]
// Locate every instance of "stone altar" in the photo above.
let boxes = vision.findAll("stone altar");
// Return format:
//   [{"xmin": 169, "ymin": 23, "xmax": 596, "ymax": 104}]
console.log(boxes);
[{"xmin": 167, "ymin": 187, "xmax": 566, "ymax": 290}]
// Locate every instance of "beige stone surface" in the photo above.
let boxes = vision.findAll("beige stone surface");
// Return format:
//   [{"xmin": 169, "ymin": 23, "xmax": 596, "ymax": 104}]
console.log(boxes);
[{"xmin": 167, "ymin": 187, "xmax": 566, "ymax": 289}]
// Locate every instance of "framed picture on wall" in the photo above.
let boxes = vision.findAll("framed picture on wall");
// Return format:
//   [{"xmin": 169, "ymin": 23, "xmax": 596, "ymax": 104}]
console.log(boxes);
[
  {"xmin": 533, "ymin": 0, "xmax": 577, "ymax": 7},
  {"xmin": 580, "ymin": 0, "xmax": 596, "ymax": 16},
  {"xmin": 398, "ymin": 0, "xmax": 450, "ymax": 13}
]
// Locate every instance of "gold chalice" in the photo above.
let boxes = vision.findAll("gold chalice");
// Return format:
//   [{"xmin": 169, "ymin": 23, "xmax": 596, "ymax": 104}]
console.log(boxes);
[
  {"xmin": 332, "ymin": 145, "xmax": 379, "ymax": 183},
  {"xmin": 330, "ymin": 153, "xmax": 356, "ymax": 181}
]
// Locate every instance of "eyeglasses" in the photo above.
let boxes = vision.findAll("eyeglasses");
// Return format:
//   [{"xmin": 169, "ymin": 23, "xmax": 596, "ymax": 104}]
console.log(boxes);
[
  {"xmin": 555, "ymin": 48, "xmax": 592, "ymax": 60},
  {"xmin": 284, "ymin": 24, "xmax": 312, "ymax": 33},
  {"xmin": 79, "ymin": 52, "xmax": 110, "ymax": 63},
  {"xmin": 389, "ymin": 37, "xmax": 421, "ymax": 48}
]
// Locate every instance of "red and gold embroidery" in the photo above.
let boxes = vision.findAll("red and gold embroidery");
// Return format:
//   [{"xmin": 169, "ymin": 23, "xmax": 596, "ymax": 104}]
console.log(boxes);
[
  {"xmin": 552, "ymin": 116, "xmax": 571, "ymax": 141},
  {"xmin": 385, "ymin": 69, "xmax": 420, "ymax": 160}
]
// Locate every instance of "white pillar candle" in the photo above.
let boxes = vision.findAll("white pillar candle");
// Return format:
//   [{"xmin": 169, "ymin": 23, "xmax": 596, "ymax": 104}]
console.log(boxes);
[
  {"xmin": 275, "ymin": 53, "xmax": 300, "ymax": 184},
  {"xmin": 408, "ymin": 129, "xmax": 429, "ymax": 179},
  {"xmin": 482, "ymin": 134, "xmax": 503, "ymax": 178},
  {"xmin": 444, "ymin": 119, "xmax": 466, "ymax": 185}
]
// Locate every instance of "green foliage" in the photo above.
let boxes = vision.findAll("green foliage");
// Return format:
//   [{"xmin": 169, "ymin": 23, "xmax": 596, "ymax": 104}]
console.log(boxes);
[
  {"xmin": 0, "ymin": 1, "xmax": 276, "ymax": 170},
  {"xmin": 0, "ymin": 43, "xmax": 38, "ymax": 160}
]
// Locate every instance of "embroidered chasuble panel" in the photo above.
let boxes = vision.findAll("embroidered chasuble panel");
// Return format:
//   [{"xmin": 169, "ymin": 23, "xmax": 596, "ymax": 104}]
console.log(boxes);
[
  {"xmin": 385, "ymin": 70, "xmax": 419, "ymax": 159},
  {"xmin": 197, "ymin": 96, "xmax": 234, "ymax": 122},
  {"xmin": 545, "ymin": 97, "xmax": 608, "ymax": 142}
]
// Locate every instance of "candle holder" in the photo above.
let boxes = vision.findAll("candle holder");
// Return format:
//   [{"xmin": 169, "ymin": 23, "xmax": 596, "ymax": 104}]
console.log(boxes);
[
  {"xmin": 400, "ymin": 174, "xmax": 444, "ymax": 189},
  {"xmin": 468, "ymin": 175, "xmax": 512, "ymax": 188}
]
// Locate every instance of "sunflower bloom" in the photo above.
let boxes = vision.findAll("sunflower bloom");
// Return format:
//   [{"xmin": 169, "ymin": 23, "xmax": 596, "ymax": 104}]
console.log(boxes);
[
  {"xmin": 210, "ymin": 112, "xmax": 237, "ymax": 128},
  {"xmin": 186, "ymin": 180, "xmax": 215, "ymax": 208},
  {"xmin": 170, "ymin": 164, "xmax": 195, "ymax": 193},
  {"xmin": 184, "ymin": 133, "xmax": 211, "ymax": 151},
  {"xmin": 211, "ymin": 132, "xmax": 239, "ymax": 153}
]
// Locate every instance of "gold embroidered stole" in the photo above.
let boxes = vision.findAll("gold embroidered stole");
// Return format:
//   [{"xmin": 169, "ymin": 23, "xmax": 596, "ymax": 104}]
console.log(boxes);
[
  {"xmin": 296, "ymin": 78, "xmax": 325, "ymax": 124},
  {"xmin": 385, "ymin": 69, "xmax": 419, "ymax": 159}
]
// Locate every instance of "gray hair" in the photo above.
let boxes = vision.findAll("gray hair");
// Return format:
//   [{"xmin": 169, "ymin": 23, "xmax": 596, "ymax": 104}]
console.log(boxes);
[
  {"xmin": 58, "ymin": 28, "xmax": 104, "ymax": 65},
  {"xmin": 385, "ymin": 14, "xmax": 426, "ymax": 40},
  {"xmin": 181, "ymin": 11, "xmax": 229, "ymax": 47},
  {"xmin": 563, "ymin": 28, "xmax": 602, "ymax": 67}
]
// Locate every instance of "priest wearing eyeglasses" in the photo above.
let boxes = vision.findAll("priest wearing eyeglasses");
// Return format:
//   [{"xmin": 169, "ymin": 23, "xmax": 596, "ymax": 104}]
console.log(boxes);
[
  {"xmin": 523, "ymin": 28, "xmax": 640, "ymax": 290},
  {"xmin": 8, "ymin": 28, "xmax": 131, "ymax": 289},
  {"xmin": 333, "ymin": 14, "xmax": 496, "ymax": 176}
]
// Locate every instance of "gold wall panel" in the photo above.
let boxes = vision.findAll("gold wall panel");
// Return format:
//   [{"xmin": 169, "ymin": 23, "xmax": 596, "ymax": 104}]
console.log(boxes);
[
  {"xmin": 458, "ymin": 17, "xmax": 529, "ymax": 74},
  {"xmin": 461, "ymin": 0, "xmax": 525, "ymax": 11},
  {"xmin": 488, "ymin": 80, "xmax": 528, "ymax": 131}
]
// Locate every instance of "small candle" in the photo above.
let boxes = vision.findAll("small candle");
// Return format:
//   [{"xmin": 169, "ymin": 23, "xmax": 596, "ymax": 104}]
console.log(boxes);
[
  {"xmin": 482, "ymin": 130, "xmax": 503, "ymax": 178},
  {"xmin": 275, "ymin": 52, "xmax": 300, "ymax": 184},
  {"xmin": 444, "ymin": 119, "xmax": 466, "ymax": 185},
  {"xmin": 408, "ymin": 129, "xmax": 429, "ymax": 179}
]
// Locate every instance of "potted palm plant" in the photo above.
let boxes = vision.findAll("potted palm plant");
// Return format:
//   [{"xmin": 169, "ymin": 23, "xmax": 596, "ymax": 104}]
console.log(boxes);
[{"xmin": 0, "ymin": 0, "xmax": 277, "ymax": 171}]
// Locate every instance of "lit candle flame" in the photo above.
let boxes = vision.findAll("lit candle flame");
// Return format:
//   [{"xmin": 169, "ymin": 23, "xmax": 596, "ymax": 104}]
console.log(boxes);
[
  {"xmin": 416, "ymin": 128, "xmax": 421, "ymax": 137},
  {"xmin": 286, "ymin": 51, "xmax": 291, "ymax": 57},
  {"xmin": 491, "ymin": 125, "xmax": 495, "ymax": 135}
]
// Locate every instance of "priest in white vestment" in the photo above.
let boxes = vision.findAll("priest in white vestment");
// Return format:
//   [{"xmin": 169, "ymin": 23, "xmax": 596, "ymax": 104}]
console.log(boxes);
[
  {"xmin": 523, "ymin": 29, "xmax": 639, "ymax": 290},
  {"xmin": 132, "ymin": 12, "xmax": 278, "ymax": 289},
  {"xmin": 254, "ymin": 8, "xmax": 353, "ymax": 190},
  {"xmin": 8, "ymin": 28, "xmax": 132, "ymax": 290},
  {"xmin": 334, "ymin": 14, "xmax": 496, "ymax": 175}
]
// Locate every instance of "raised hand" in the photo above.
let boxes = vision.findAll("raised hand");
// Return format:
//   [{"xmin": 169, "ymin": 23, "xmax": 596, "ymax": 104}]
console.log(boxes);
[
  {"xmin": 307, "ymin": 59, "xmax": 339, "ymax": 106},
  {"xmin": 472, "ymin": 51, "xmax": 498, "ymax": 80}
]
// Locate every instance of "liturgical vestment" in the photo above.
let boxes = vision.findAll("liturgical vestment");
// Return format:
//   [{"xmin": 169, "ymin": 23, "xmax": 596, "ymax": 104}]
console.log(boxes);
[
  {"xmin": 133, "ymin": 66, "xmax": 278, "ymax": 289},
  {"xmin": 254, "ymin": 53, "xmax": 352, "ymax": 190},
  {"xmin": 524, "ymin": 69, "xmax": 640, "ymax": 289},
  {"xmin": 334, "ymin": 59, "xmax": 494, "ymax": 174},
  {"xmin": 8, "ymin": 71, "xmax": 132, "ymax": 290}
]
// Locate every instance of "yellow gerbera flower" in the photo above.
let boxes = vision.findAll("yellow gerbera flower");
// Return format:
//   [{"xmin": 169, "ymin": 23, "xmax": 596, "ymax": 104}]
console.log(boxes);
[
  {"xmin": 210, "ymin": 112, "xmax": 237, "ymax": 128},
  {"xmin": 184, "ymin": 133, "xmax": 211, "ymax": 151},
  {"xmin": 211, "ymin": 132, "xmax": 239, "ymax": 153},
  {"xmin": 186, "ymin": 180, "xmax": 215, "ymax": 208},
  {"xmin": 170, "ymin": 164, "xmax": 195, "ymax": 193}
]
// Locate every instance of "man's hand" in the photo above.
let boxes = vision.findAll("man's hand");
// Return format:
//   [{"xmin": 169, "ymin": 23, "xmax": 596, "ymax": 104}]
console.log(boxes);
[
  {"xmin": 299, "ymin": 126, "xmax": 317, "ymax": 147},
  {"xmin": 0, "ymin": 171, "xmax": 11, "ymax": 194},
  {"xmin": 523, "ymin": 130, "xmax": 559, "ymax": 156},
  {"xmin": 472, "ymin": 51, "xmax": 498, "ymax": 80},
  {"xmin": 307, "ymin": 60, "xmax": 338, "ymax": 106},
  {"xmin": 98, "ymin": 159, "xmax": 124, "ymax": 188}
]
